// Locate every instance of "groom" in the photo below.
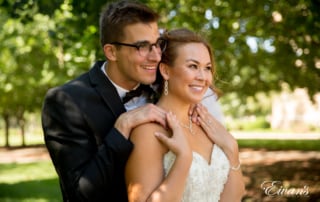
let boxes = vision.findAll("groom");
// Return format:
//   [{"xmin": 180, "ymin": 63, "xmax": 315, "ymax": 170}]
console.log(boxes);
[{"xmin": 41, "ymin": 1, "xmax": 168, "ymax": 201}]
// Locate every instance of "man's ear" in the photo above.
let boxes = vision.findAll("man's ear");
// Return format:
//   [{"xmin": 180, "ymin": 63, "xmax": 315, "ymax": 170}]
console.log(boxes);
[
  {"xmin": 103, "ymin": 44, "xmax": 117, "ymax": 61},
  {"xmin": 159, "ymin": 63, "xmax": 170, "ymax": 80}
]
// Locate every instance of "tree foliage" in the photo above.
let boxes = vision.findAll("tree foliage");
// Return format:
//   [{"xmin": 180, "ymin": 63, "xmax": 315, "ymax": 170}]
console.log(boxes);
[
  {"xmin": 152, "ymin": 0, "xmax": 320, "ymax": 97},
  {"xmin": 0, "ymin": 0, "xmax": 319, "ymax": 144}
]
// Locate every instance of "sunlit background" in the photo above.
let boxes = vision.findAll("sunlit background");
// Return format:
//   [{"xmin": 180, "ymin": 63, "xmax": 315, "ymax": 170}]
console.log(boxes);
[{"xmin": 0, "ymin": 0, "xmax": 319, "ymax": 201}]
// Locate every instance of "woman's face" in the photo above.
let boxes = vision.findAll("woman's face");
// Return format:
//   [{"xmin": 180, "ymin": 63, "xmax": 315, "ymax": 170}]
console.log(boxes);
[{"xmin": 167, "ymin": 42, "xmax": 213, "ymax": 103}]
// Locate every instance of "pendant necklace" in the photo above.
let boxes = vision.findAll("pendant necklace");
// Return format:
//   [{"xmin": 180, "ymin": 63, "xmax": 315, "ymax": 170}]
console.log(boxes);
[{"xmin": 180, "ymin": 116, "xmax": 195, "ymax": 135}]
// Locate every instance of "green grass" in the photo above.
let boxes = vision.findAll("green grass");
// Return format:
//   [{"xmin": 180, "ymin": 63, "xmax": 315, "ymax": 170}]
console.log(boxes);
[
  {"xmin": 238, "ymin": 139, "xmax": 320, "ymax": 151},
  {"xmin": 0, "ymin": 161, "xmax": 61, "ymax": 202}
]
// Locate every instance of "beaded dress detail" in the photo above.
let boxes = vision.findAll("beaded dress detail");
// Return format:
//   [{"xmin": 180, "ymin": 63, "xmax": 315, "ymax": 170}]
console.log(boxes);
[{"xmin": 163, "ymin": 145, "xmax": 230, "ymax": 202}]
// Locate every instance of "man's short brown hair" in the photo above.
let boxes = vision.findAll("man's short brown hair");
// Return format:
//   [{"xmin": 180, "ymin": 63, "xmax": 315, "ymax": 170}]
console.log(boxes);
[{"xmin": 99, "ymin": 0, "xmax": 159, "ymax": 47}]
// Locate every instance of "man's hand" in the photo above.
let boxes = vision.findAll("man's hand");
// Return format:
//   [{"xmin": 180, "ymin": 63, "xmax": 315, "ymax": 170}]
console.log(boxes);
[{"xmin": 114, "ymin": 104, "xmax": 167, "ymax": 139}]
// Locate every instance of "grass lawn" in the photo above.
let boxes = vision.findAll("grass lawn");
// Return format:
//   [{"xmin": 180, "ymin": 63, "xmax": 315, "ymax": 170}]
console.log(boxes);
[{"xmin": 0, "ymin": 160, "xmax": 61, "ymax": 202}]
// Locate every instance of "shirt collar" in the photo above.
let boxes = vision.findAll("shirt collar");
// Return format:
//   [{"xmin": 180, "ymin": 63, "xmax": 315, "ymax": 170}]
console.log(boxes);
[{"xmin": 101, "ymin": 62, "xmax": 139, "ymax": 99}]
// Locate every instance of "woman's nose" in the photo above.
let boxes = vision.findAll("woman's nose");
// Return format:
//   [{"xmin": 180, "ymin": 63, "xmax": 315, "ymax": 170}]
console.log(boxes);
[{"xmin": 196, "ymin": 69, "xmax": 205, "ymax": 80}]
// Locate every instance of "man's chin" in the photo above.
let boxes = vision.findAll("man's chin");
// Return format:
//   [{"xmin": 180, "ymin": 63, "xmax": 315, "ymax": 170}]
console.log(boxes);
[{"xmin": 140, "ymin": 78, "xmax": 156, "ymax": 85}]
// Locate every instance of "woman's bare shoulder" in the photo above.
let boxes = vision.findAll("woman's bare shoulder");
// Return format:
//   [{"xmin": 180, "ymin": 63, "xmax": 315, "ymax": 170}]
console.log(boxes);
[
  {"xmin": 130, "ymin": 122, "xmax": 168, "ymax": 152},
  {"xmin": 131, "ymin": 122, "xmax": 167, "ymax": 136}
]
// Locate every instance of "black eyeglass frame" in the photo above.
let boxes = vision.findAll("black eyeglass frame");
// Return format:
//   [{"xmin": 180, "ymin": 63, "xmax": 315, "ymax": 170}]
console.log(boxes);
[{"xmin": 111, "ymin": 38, "xmax": 167, "ymax": 56}]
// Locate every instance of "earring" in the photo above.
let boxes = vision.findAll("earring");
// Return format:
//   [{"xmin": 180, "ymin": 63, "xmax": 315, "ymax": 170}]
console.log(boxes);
[{"xmin": 164, "ymin": 80, "xmax": 168, "ymax": 96}]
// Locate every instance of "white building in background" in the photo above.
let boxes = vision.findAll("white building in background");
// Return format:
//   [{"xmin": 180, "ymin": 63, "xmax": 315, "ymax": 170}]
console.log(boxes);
[{"xmin": 271, "ymin": 88, "xmax": 320, "ymax": 131}]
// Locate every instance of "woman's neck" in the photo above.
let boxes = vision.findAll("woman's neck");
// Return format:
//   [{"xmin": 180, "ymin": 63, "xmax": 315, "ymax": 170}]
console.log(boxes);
[{"xmin": 156, "ymin": 95, "xmax": 191, "ymax": 123}]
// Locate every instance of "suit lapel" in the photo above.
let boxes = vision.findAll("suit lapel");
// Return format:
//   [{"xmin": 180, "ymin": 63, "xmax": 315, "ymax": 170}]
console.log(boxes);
[{"xmin": 88, "ymin": 61, "xmax": 126, "ymax": 117}]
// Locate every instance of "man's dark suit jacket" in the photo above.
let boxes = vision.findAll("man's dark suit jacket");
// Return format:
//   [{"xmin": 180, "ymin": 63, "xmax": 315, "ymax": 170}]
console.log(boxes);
[{"xmin": 42, "ymin": 61, "xmax": 133, "ymax": 202}]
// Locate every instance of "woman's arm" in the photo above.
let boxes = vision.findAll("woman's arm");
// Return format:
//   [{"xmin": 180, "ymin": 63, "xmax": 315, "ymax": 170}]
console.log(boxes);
[
  {"xmin": 125, "ymin": 112, "xmax": 192, "ymax": 202},
  {"xmin": 195, "ymin": 104, "xmax": 245, "ymax": 201},
  {"xmin": 218, "ymin": 139, "xmax": 245, "ymax": 202}
]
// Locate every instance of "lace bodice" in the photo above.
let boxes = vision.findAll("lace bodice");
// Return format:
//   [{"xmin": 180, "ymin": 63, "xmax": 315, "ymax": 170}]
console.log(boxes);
[{"xmin": 163, "ymin": 145, "xmax": 230, "ymax": 202}]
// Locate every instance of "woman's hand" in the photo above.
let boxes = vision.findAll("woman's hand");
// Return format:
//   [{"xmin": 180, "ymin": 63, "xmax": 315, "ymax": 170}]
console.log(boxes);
[
  {"xmin": 195, "ymin": 104, "xmax": 240, "ymax": 165},
  {"xmin": 155, "ymin": 111, "xmax": 192, "ymax": 158},
  {"xmin": 188, "ymin": 104, "xmax": 200, "ymax": 125},
  {"xmin": 195, "ymin": 104, "xmax": 245, "ymax": 201}
]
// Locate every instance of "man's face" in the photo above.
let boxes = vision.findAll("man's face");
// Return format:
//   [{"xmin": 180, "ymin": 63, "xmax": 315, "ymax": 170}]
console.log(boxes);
[{"xmin": 112, "ymin": 22, "xmax": 161, "ymax": 90}]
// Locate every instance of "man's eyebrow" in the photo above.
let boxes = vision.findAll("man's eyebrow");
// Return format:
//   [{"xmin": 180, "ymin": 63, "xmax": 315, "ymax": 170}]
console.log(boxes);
[
  {"xmin": 133, "ymin": 40, "xmax": 150, "ymax": 44},
  {"xmin": 135, "ymin": 38, "xmax": 160, "ymax": 44}
]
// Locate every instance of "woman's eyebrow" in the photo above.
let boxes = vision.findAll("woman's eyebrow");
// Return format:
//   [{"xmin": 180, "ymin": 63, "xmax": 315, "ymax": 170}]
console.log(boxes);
[{"xmin": 186, "ymin": 59, "xmax": 211, "ymax": 66}]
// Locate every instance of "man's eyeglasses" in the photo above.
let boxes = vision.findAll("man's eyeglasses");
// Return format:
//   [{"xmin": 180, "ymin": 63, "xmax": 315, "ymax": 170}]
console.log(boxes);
[{"xmin": 111, "ymin": 38, "xmax": 167, "ymax": 57}]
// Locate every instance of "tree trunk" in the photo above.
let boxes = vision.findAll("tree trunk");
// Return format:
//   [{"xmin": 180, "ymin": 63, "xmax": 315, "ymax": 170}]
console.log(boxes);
[
  {"xmin": 19, "ymin": 117, "xmax": 26, "ymax": 146},
  {"xmin": 16, "ymin": 109, "xmax": 26, "ymax": 147},
  {"xmin": 3, "ymin": 113, "xmax": 10, "ymax": 148}
]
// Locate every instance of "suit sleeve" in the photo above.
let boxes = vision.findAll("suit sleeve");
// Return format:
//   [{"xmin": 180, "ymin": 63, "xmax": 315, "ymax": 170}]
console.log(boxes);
[{"xmin": 41, "ymin": 87, "xmax": 133, "ymax": 201}]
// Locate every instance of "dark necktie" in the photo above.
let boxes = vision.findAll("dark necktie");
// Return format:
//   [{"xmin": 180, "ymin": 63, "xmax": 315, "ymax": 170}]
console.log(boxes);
[{"xmin": 122, "ymin": 85, "xmax": 155, "ymax": 104}]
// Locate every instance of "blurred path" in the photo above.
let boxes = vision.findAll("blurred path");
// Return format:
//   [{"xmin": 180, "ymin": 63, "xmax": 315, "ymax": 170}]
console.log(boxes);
[
  {"xmin": 240, "ymin": 148, "xmax": 320, "ymax": 165},
  {"xmin": 0, "ymin": 131, "xmax": 319, "ymax": 163},
  {"xmin": 1, "ymin": 145, "xmax": 320, "ymax": 164},
  {"xmin": 0, "ymin": 146, "xmax": 49, "ymax": 163}
]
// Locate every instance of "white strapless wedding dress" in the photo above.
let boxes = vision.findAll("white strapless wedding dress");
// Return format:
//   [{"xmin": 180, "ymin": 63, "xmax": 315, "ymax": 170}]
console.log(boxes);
[{"xmin": 163, "ymin": 145, "xmax": 230, "ymax": 202}]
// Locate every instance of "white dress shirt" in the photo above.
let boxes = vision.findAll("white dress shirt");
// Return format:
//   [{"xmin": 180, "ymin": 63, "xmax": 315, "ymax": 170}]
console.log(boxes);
[{"xmin": 101, "ymin": 62, "xmax": 148, "ymax": 111}]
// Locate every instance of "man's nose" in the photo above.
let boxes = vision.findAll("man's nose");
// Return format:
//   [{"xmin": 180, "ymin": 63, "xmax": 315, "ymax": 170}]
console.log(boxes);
[{"xmin": 147, "ymin": 46, "xmax": 161, "ymax": 62}]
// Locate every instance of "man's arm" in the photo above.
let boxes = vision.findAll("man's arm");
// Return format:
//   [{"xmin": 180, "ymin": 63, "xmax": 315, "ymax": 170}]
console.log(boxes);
[
  {"xmin": 42, "ymin": 88, "xmax": 133, "ymax": 201},
  {"xmin": 115, "ymin": 103, "xmax": 168, "ymax": 139}
]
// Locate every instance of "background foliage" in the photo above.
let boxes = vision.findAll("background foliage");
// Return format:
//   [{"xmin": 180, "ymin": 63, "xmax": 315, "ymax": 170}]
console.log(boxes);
[{"xmin": 0, "ymin": 0, "xmax": 319, "ymax": 145}]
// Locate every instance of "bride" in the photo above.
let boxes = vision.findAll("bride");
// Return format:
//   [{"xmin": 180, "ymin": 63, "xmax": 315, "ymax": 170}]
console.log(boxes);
[{"xmin": 125, "ymin": 28, "xmax": 245, "ymax": 202}]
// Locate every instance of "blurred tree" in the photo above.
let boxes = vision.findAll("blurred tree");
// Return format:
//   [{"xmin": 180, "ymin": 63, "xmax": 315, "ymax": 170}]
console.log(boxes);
[
  {"xmin": 0, "ymin": 0, "xmax": 319, "ymax": 146},
  {"xmin": 8, "ymin": 0, "xmax": 319, "ymax": 98},
  {"xmin": 0, "ymin": 0, "xmax": 97, "ymax": 146},
  {"xmin": 146, "ymin": 0, "xmax": 320, "ymax": 116},
  {"xmin": 0, "ymin": 4, "xmax": 57, "ymax": 146}
]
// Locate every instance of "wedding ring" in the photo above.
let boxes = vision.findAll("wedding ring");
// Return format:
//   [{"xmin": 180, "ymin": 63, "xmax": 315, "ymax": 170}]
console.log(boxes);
[{"xmin": 207, "ymin": 120, "xmax": 212, "ymax": 124}]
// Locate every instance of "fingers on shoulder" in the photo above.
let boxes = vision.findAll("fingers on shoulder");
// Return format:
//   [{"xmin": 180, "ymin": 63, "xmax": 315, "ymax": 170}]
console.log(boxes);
[
  {"xmin": 165, "ymin": 111, "xmax": 180, "ymax": 127},
  {"xmin": 130, "ymin": 123, "xmax": 167, "ymax": 148},
  {"xmin": 129, "ymin": 124, "xmax": 168, "ymax": 166}
]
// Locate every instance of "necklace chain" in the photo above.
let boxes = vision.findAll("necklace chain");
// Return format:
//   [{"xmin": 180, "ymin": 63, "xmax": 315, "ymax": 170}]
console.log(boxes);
[{"xmin": 180, "ymin": 116, "xmax": 195, "ymax": 135}]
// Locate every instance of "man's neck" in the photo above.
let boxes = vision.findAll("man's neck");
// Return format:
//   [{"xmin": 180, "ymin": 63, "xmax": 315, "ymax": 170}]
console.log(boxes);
[{"xmin": 104, "ymin": 62, "xmax": 138, "ymax": 90}]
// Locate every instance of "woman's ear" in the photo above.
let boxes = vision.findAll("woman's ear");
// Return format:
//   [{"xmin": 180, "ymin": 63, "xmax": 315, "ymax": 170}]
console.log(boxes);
[
  {"xmin": 103, "ymin": 44, "xmax": 117, "ymax": 61},
  {"xmin": 159, "ymin": 63, "xmax": 170, "ymax": 80}
]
